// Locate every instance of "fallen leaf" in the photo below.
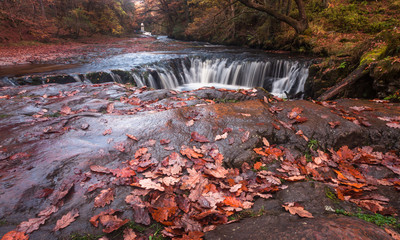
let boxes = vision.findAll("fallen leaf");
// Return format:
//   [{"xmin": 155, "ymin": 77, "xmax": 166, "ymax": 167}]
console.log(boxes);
[
  {"xmin": 123, "ymin": 228, "xmax": 137, "ymax": 240},
  {"xmin": 106, "ymin": 103, "xmax": 114, "ymax": 114},
  {"xmin": 103, "ymin": 128, "xmax": 112, "ymax": 135},
  {"xmin": 262, "ymin": 137, "xmax": 270, "ymax": 147},
  {"xmin": 138, "ymin": 179, "xmax": 165, "ymax": 191},
  {"xmin": 126, "ymin": 134, "xmax": 138, "ymax": 141},
  {"xmin": 90, "ymin": 165, "xmax": 110, "ymax": 174},
  {"xmin": 160, "ymin": 139, "xmax": 171, "ymax": 145},
  {"xmin": 215, "ymin": 132, "xmax": 228, "ymax": 141},
  {"xmin": 283, "ymin": 203, "xmax": 313, "ymax": 218},
  {"xmin": 329, "ymin": 121, "xmax": 341, "ymax": 129},
  {"xmin": 110, "ymin": 167, "xmax": 136, "ymax": 178},
  {"xmin": 180, "ymin": 145, "xmax": 203, "ymax": 159},
  {"xmin": 90, "ymin": 209, "xmax": 119, "ymax": 227},
  {"xmin": 53, "ymin": 209, "xmax": 79, "ymax": 231},
  {"xmin": 385, "ymin": 228, "xmax": 400, "ymax": 240},
  {"xmin": 181, "ymin": 168, "xmax": 202, "ymax": 190},
  {"xmin": 350, "ymin": 106, "xmax": 373, "ymax": 112},
  {"xmin": 186, "ymin": 119, "xmax": 194, "ymax": 127},
  {"xmin": 288, "ymin": 107, "xmax": 303, "ymax": 119},
  {"xmin": 387, "ymin": 122, "xmax": 400, "ymax": 129},
  {"xmin": 191, "ymin": 132, "xmax": 210, "ymax": 143},
  {"xmin": 17, "ymin": 216, "xmax": 48, "ymax": 234},
  {"xmin": 60, "ymin": 105, "xmax": 72, "ymax": 115},
  {"xmin": 241, "ymin": 131, "xmax": 250, "ymax": 143},
  {"xmin": 223, "ymin": 196, "xmax": 243, "ymax": 208},
  {"xmin": 94, "ymin": 188, "xmax": 115, "ymax": 208},
  {"xmin": 254, "ymin": 162, "xmax": 263, "ymax": 170},
  {"xmin": 1, "ymin": 231, "xmax": 29, "ymax": 240}
]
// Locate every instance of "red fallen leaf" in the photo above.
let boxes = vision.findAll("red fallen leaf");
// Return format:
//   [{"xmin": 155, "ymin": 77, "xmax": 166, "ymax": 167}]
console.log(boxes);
[
  {"xmin": 134, "ymin": 148, "xmax": 148, "ymax": 159},
  {"xmin": 60, "ymin": 105, "xmax": 72, "ymax": 115},
  {"xmin": 125, "ymin": 195, "xmax": 151, "ymax": 225},
  {"xmin": 282, "ymin": 202, "xmax": 313, "ymax": 218},
  {"xmin": 106, "ymin": 103, "xmax": 114, "ymax": 114},
  {"xmin": 138, "ymin": 179, "xmax": 165, "ymax": 191},
  {"xmin": 94, "ymin": 188, "xmax": 115, "ymax": 208},
  {"xmin": 101, "ymin": 215, "xmax": 129, "ymax": 233},
  {"xmin": 223, "ymin": 196, "xmax": 243, "ymax": 208},
  {"xmin": 387, "ymin": 122, "xmax": 400, "ymax": 129},
  {"xmin": 287, "ymin": 107, "xmax": 303, "ymax": 119},
  {"xmin": 254, "ymin": 162, "xmax": 263, "ymax": 170},
  {"xmin": 329, "ymin": 121, "xmax": 341, "ymax": 129},
  {"xmin": 262, "ymin": 137, "xmax": 270, "ymax": 147},
  {"xmin": 9, "ymin": 152, "xmax": 30, "ymax": 161},
  {"xmin": 123, "ymin": 228, "xmax": 137, "ymax": 240},
  {"xmin": 0, "ymin": 95, "xmax": 10, "ymax": 99},
  {"xmin": 38, "ymin": 205, "xmax": 59, "ymax": 217},
  {"xmin": 126, "ymin": 134, "xmax": 138, "ymax": 141},
  {"xmin": 181, "ymin": 168, "xmax": 202, "ymax": 190},
  {"xmin": 90, "ymin": 165, "xmax": 110, "ymax": 174},
  {"xmin": 1, "ymin": 231, "xmax": 29, "ymax": 240},
  {"xmin": 277, "ymin": 120, "xmax": 293, "ymax": 130},
  {"xmin": 53, "ymin": 209, "xmax": 79, "ymax": 231},
  {"xmin": 16, "ymin": 216, "xmax": 48, "ymax": 234},
  {"xmin": 180, "ymin": 145, "xmax": 203, "ymax": 159},
  {"xmin": 103, "ymin": 128, "xmax": 112, "ymax": 135},
  {"xmin": 142, "ymin": 139, "xmax": 156, "ymax": 147},
  {"xmin": 295, "ymin": 130, "xmax": 309, "ymax": 141},
  {"xmin": 241, "ymin": 131, "xmax": 250, "ymax": 143},
  {"xmin": 191, "ymin": 132, "xmax": 210, "ymax": 143},
  {"xmin": 337, "ymin": 146, "xmax": 354, "ymax": 160},
  {"xmin": 271, "ymin": 123, "xmax": 281, "ymax": 130},
  {"xmin": 269, "ymin": 106, "xmax": 283, "ymax": 114},
  {"xmin": 90, "ymin": 209, "xmax": 119, "ymax": 227},
  {"xmin": 204, "ymin": 166, "xmax": 229, "ymax": 179},
  {"xmin": 110, "ymin": 167, "xmax": 136, "ymax": 178},
  {"xmin": 294, "ymin": 116, "xmax": 308, "ymax": 123},
  {"xmin": 87, "ymin": 182, "xmax": 106, "ymax": 193},
  {"xmin": 254, "ymin": 147, "xmax": 269, "ymax": 157},
  {"xmin": 160, "ymin": 139, "xmax": 171, "ymax": 145}
]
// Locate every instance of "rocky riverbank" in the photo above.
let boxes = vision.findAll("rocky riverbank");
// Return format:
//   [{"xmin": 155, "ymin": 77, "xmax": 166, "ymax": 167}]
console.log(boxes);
[{"xmin": 1, "ymin": 82, "xmax": 400, "ymax": 239}]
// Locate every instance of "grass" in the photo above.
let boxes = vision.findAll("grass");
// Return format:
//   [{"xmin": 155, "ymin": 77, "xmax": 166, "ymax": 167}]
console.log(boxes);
[
  {"xmin": 335, "ymin": 209, "xmax": 400, "ymax": 228},
  {"xmin": 228, "ymin": 206, "xmax": 265, "ymax": 221}
]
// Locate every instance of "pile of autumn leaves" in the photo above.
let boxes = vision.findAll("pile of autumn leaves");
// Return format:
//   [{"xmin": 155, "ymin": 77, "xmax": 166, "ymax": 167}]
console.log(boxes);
[{"xmin": 4, "ymin": 129, "xmax": 400, "ymax": 239}]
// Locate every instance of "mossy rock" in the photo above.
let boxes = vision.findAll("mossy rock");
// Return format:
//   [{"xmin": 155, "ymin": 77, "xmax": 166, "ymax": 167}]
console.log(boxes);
[
  {"xmin": 111, "ymin": 70, "xmax": 136, "ymax": 85},
  {"xmin": 44, "ymin": 75, "xmax": 77, "ymax": 84},
  {"xmin": 360, "ymin": 44, "xmax": 388, "ymax": 66},
  {"xmin": 85, "ymin": 72, "xmax": 114, "ymax": 84},
  {"xmin": 371, "ymin": 58, "xmax": 400, "ymax": 98}
]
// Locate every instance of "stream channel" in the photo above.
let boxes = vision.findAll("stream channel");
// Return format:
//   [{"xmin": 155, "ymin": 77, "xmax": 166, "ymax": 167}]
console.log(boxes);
[{"xmin": 0, "ymin": 36, "xmax": 311, "ymax": 98}]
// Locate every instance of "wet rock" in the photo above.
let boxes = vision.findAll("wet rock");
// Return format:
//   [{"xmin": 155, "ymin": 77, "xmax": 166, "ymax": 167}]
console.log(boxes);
[
  {"xmin": 111, "ymin": 70, "xmax": 136, "ymax": 85},
  {"xmin": 85, "ymin": 72, "xmax": 114, "ymax": 83}
]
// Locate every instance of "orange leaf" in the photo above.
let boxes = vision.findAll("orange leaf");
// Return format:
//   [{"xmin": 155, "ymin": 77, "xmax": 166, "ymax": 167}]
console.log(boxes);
[
  {"xmin": 254, "ymin": 162, "xmax": 263, "ymax": 170},
  {"xmin": 126, "ymin": 134, "xmax": 138, "ymax": 141},
  {"xmin": 1, "ymin": 231, "xmax": 29, "ymax": 240},
  {"xmin": 253, "ymin": 147, "xmax": 268, "ymax": 157},
  {"xmin": 223, "ymin": 196, "xmax": 243, "ymax": 208},
  {"xmin": 283, "ymin": 203, "xmax": 313, "ymax": 218},
  {"xmin": 110, "ymin": 167, "xmax": 136, "ymax": 178}
]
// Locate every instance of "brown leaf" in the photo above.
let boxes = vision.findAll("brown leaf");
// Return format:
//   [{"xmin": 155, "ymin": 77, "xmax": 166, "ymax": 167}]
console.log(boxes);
[
  {"xmin": 262, "ymin": 137, "xmax": 270, "ymax": 147},
  {"xmin": 385, "ymin": 228, "xmax": 400, "ymax": 240},
  {"xmin": 123, "ymin": 228, "xmax": 137, "ymax": 240},
  {"xmin": 110, "ymin": 167, "xmax": 136, "ymax": 178},
  {"xmin": 1, "ymin": 231, "xmax": 29, "ymax": 240},
  {"xmin": 38, "ymin": 205, "xmax": 59, "ymax": 217},
  {"xmin": 350, "ymin": 106, "xmax": 373, "ymax": 112},
  {"xmin": 134, "ymin": 148, "xmax": 148, "ymax": 159},
  {"xmin": 328, "ymin": 121, "xmax": 341, "ymax": 129},
  {"xmin": 90, "ymin": 165, "xmax": 110, "ymax": 174},
  {"xmin": 215, "ymin": 132, "xmax": 228, "ymax": 141},
  {"xmin": 387, "ymin": 122, "xmax": 400, "ymax": 129},
  {"xmin": 125, "ymin": 195, "xmax": 151, "ymax": 225},
  {"xmin": 94, "ymin": 188, "xmax": 115, "ymax": 208},
  {"xmin": 283, "ymin": 203, "xmax": 314, "ymax": 218},
  {"xmin": 17, "ymin": 216, "xmax": 48, "ymax": 234},
  {"xmin": 241, "ymin": 131, "xmax": 250, "ymax": 143},
  {"xmin": 106, "ymin": 103, "xmax": 114, "ymax": 114},
  {"xmin": 60, "ymin": 105, "xmax": 72, "ymax": 115},
  {"xmin": 126, "ymin": 134, "xmax": 138, "ymax": 141},
  {"xmin": 160, "ymin": 139, "xmax": 171, "ymax": 145},
  {"xmin": 90, "ymin": 209, "xmax": 119, "ymax": 227},
  {"xmin": 191, "ymin": 132, "xmax": 210, "ymax": 143},
  {"xmin": 103, "ymin": 128, "xmax": 112, "ymax": 135},
  {"xmin": 180, "ymin": 145, "xmax": 203, "ymax": 159},
  {"xmin": 53, "ymin": 209, "xmax": 79, "ymax": 231},
  {"xmin": 223, "ymin": 196, "xmax": 243, "ymax": 208},
  {"xmin": 113, "ymin": 142, "xmax": 125, "ymax": 152},
  {"xmin": 181, "ymin": 168, "xmax": 202, "ymax": 190},
  {"xmin": 101, "ymin": 215, "xmax": 129, "ymax": 233},
  {"xmin": 138, "ymin": 179, "xmax": 165, "ymax": 191},
  {"xmin": 269, "ymin": 106, "xmax": 283, "ymax": 114},
  {"xmin": 186, "ymin": 119, "xmax": 194, "ymax": 127}
]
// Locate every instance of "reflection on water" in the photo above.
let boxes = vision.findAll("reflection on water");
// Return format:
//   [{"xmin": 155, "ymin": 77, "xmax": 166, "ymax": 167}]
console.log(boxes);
[{"xmin": 0, "ymin": 64, "xmax": 80, "ymax": 77}]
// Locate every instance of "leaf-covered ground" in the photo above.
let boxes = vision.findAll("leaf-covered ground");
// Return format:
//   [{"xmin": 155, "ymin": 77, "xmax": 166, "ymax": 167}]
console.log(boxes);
[{"xmin": 0, "ymin": 83, "xmax": 400, "ymax": 240}]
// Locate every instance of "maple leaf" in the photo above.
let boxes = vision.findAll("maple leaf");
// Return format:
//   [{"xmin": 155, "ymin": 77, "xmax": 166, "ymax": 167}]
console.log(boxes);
[
  {"xmin": 1, "ymin": 231, "xmax": 29, "ymax": 240},
  {"xmin": 110, "ymin": 167, "xmax": 136, "ymax": 178},
  {"xmin": 138, "ymin": 179, "xmax": 165, "ymax": 191},
  {"xmin": 126, "ymin": 134, "xmax": 138, "ymax": 141},
  {"xmin": 17, "ymin": 216, "xmax": 48, "ymax": 234},
  {"xmin": 123, "ymin": 228, "xmax": 137, "ymax": 240},
  {"xmin": 215, "ymin": 132, "xmax": 228, "ymax": 141},
  {"xmin": 94, "ymin": 188, "xmax": 115, "ymax": 208},
  {"xmin": 53, "ymin": 209, "xmax": 79, "ymax": 231},
  {"xmin": 223, "ymin": 196, "xmax": 243, "ymax": 208},
  {"xmin": 282, "ymin": 203, "xmax": 313, "ymax": 218},
  {"xmin": 191, "ymin": 132, "xmax": 210, "ymax": 143},
  {"xmin": 241, "ymin": 131, "xmax": 250, "ymax": 143}
]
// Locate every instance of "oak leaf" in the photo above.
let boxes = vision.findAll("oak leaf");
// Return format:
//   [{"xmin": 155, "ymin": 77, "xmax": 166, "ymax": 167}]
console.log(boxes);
[
  {"xmin": 180, "ymin": 145, "xmax": 203, "ymax": 159},
  {"xmin": 53, "ymin": 209, "xmax": 79, "ymax": 231},
  {"xmin": 94, "ymin": 188, "xmax": 115, "ymax": 208},
  {"xmin": 387, "ymin": 122, "xmax": 400, "ymax": 129},
  {"xmin": 139, "ymin": 179, "xmax": 165, "ymax": 191},
  {"xmin": 17, "ymin": 216, "xmax": 48, "ymax": 234},
  {"xmin": 223, "ymin": 196, "xmax": 243, "ymax": 208},
  {"xmin": 90, "ymin": 209, "xmax": 119, "ymax": 227},
  {"xmin": 61, "ymin": 105, "xmax": 72, "ymax": 115},
  {"xmin": 282, "ymin": 203, "xmax": 313, "ymax": 218},
  {"xmin": 123, "ymin": 228, "xmax": 137, "ymax": 240},
  {"xmin": 110, "ymin": 167, "xmax": 136, "ymax": 178},
  {"xmin": 191, "ymin": 132, "xmax": 210, "ymax": 143}
]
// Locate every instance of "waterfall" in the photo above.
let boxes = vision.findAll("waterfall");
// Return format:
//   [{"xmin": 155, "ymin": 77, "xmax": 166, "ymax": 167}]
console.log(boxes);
[{"xmin": 133, "ymin": 57, "xmax": 309, "ymax": 98}]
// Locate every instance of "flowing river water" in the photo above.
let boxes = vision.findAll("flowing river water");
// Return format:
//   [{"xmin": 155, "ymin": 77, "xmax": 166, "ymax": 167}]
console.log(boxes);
[{"xmin": 0, "ymin": 36, "xmax": 311, "ymax": 98}]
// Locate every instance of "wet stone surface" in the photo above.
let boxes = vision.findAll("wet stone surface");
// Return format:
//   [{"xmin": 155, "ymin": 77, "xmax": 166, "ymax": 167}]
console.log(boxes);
[{"xmin": 0, "ymin": 83, "xmax": 400, "ymax": 239}]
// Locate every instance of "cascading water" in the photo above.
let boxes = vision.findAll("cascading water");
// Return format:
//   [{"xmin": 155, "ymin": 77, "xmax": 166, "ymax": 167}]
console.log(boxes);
[{"xmin": 132, "ymin": 57, "xmax": 309, "ymax": 98}]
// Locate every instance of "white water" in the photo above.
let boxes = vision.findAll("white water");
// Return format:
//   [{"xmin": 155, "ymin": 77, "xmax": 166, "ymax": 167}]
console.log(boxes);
[{"xmin": 133, "ymin": 57, "xmax": 309, "ymax": 98}]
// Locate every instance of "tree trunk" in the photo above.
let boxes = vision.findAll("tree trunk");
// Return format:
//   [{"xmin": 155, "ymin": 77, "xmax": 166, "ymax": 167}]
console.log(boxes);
[
  {"xmin": 318, "ymin": 64, "xmax": 369, "ymax": 101},
  {"xmin": 237, "ymin": 0, "xmax": 308, "ymax": 33}
]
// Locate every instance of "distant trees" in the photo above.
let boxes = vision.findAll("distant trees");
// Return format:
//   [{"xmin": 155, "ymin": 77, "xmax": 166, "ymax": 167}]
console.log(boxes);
[{"xmin": 0, "ymin": 0, "xmax": 137, "ymax": 42}]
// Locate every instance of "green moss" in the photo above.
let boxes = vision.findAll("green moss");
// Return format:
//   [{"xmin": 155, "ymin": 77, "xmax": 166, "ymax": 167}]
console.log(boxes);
[
  {"xmin": 228, "ymin": 207, "xmax": 265, "ymax": 221},
  {"xmin": 0, "ymin": 114, "xmax": 11, "ymax": 119},
  {"xmin": 69, "ymin": 233, "xmax": 103, "ymax": 240},
  {"xmin": 335, "ymin": 209, "xmax": 400, "ymax": 228},
  {"xmin": 360, "ymin": 45, "xmax": 388, "ymax": 65},
  {"xmin": 325, "ymin": 187, "xmax": 339, "ymax": 203}
]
